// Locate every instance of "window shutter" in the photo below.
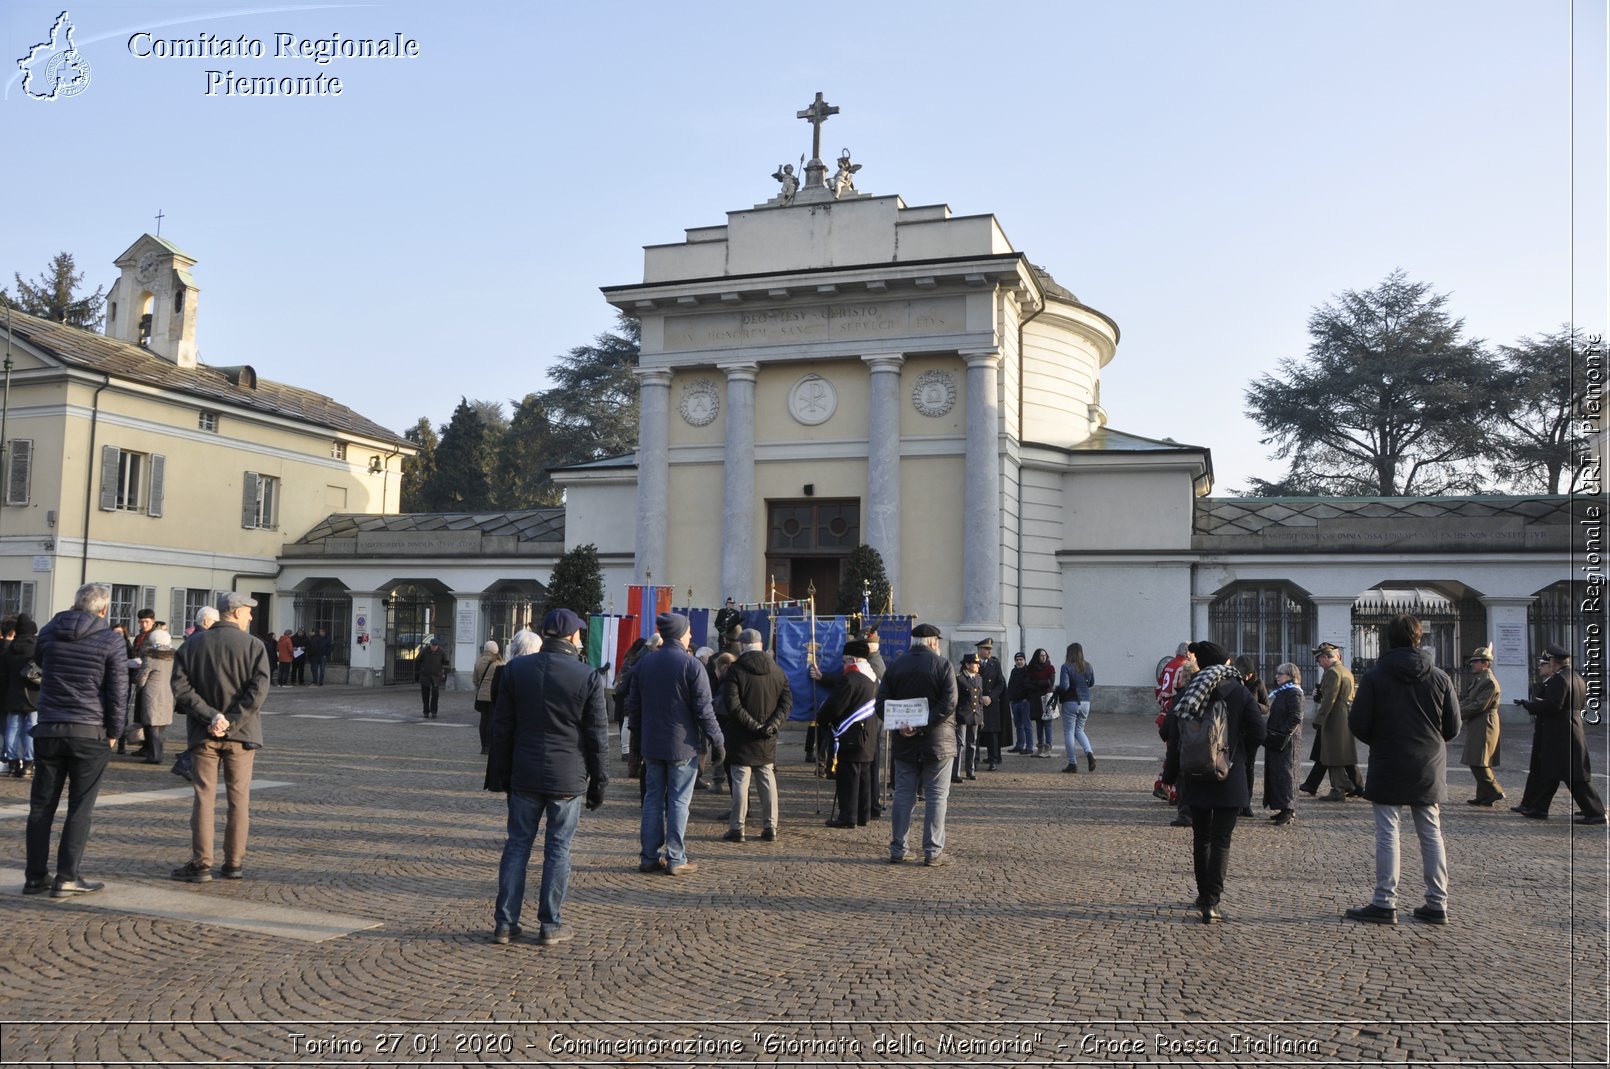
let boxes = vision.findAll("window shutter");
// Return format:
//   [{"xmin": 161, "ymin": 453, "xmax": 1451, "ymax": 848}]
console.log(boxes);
[
  {"xmin": 5, "ymin": 440, "xmax": 32, "ymax": 506},
  {"xmin": 241, "ymin": 472, "xmax": 259, "ymax": 529},
  {"xmin": 171, "ymin": 588, "xmax": 186, "ymax": 630},
  {"xmin": 100, "ymin": 445, "xmax": 121, "ymax": 511},
  {"xmin": 140, "ymin": 585, "xmax": 157, "ymax": 613},
  {"xmin": 147, "ymin": 454, "xmax": 165, "ymax": 517},
  {"xmin": 20, "ymin": 581, "xmax": 34, "ymax": 617}
]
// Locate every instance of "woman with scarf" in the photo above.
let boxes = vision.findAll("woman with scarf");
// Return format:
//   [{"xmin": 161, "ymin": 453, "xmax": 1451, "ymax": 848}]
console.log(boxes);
[
  {"xmin": 1162, "ymin": 640, "xmax": 1266, "ymax": 923},
  {"xmin": 1263, "ymin": 662, "xmax": 1304, "ymax": 826}
]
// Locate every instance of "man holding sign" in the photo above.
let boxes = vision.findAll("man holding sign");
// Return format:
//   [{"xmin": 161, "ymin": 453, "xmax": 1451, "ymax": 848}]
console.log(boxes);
[{"xmin": 878, "ymin": 623, "xmax": 959, "ymax": 866}]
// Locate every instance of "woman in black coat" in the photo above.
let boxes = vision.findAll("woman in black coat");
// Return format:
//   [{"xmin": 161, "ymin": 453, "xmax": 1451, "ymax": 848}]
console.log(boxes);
[
  {"xmin": 1163, "ymin": 641, "xmax": 1267, "ymax": 923},
  {"xmin": 1262, "ymin": 662, "xmax": 1304, "ymax": 824}
]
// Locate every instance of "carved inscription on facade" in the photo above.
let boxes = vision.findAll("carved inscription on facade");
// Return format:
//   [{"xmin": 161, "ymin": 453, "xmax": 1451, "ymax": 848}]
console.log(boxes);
[{"xmin": 664, "ymin": 296, "xmax": 965, "ymax": 352}]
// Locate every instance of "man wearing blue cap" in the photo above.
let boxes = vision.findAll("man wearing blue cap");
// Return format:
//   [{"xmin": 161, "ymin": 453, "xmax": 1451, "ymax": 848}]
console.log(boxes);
[
  {"xmin": 628, "ymin": 612, "xmax": 725, "ymax": 875},
  {"xmin": 485, "ymin": 607, "xmax": 609, "ymax": 945}
]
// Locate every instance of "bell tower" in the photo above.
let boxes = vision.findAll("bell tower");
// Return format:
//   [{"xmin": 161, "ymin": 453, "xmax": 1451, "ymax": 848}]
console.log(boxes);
[{"xmin": 105, "ymin": 234, "xmax": 200, "ymax": 369}]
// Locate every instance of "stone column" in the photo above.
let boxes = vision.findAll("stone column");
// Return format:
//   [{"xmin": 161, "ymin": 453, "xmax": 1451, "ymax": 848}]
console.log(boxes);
[
  {"xmin": 346, "ymin": 590, "xmax": 386, "ymax": 688},
  {"xmin": 634, "ymin": 368, "xmax": 672, "ymax": 584},
  {"xmin": 1190, "ymin": 594, "xmax": 1215, "ymax": 640},
  {"xmin": 959, "ymin": 349, "xmax": 1002, "ymax": 634},
  {"xmin": 862, "ymin": 352, "xmax": 905, "ymax": 606},
  {"xmin": 719, "ymin": 362, "xmax": 759, "ymax": 602},
  {"xmin": 1480, "ymin": 594, "xmax": 1537, "ymax": 724},
  {"xmin": 449, "ymin": 591, "xmax": 482, "ymax": 692},
  {"xmin": 1311, "ymin": 595, "xmax": 1358, "ymax": 662}
]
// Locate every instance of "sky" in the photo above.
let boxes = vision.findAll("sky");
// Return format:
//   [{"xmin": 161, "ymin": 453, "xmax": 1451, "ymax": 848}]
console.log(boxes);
[{"xmin": 2, "ymin": 0, "xmax": 1604, "ymax": 494}]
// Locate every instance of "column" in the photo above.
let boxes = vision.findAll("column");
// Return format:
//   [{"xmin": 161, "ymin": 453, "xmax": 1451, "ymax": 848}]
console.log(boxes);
[
  {"xmin": 449, "ymin": 591, "xmax": 482, "ymax": 692},
  {"xmin": 1190, "ymin": 594, "xmax": 1215, "ymax": 640},
  {"xmin": 1311, "ymin": 595, "xmax": 1358, "ymax": 661},
  {"xmin": 1480, "ymin": 594, "xmax": 1537, "ymax": 724},
  {"xmin": 959, "ymin": 349, "xmax": 1002, "ymax": 632},
  {"xmin": 862, "ymin": 353, "xmax": 905, "ymax": 606},
  {"xmin": 719, "ymin": 362, "xmax": 759, "ymax": 602},
  {"xmin": 346, "ymin": 590, "xmax": 385, "ymax": 687},
  {"xmin": 633, "ymin": 369, "xmax": 672, "ymax": 584}
]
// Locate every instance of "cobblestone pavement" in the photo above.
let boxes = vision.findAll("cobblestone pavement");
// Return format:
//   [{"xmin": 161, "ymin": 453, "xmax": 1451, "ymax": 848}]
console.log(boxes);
[{"xmin": 1, "ymin": 684, "xmax": 1605, "ymax": 1067}]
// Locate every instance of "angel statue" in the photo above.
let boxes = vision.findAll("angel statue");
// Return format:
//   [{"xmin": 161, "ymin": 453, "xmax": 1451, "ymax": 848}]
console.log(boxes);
[
  {"xmin": 772, "ymin": 161, "xmax": 799, "ymax": 203},
  {"xmin": 832, "ymin": 149, "xmax": 861, "ymax": 198}
]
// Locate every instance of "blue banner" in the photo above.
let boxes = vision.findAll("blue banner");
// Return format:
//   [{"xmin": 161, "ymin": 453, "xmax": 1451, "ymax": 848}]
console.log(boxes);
[{"xmin": 775, "ymin": 615, "xmax": 847, "ymax": 721}]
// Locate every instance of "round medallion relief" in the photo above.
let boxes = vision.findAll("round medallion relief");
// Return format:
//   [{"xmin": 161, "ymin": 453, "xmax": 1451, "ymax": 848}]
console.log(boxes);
[
  {"xmin": 912, "ymin": 370, "xmax": 957, "ymax": 417},
  {"xmin": 788, "ymin": 374, "xmax": 838, "ymax": 426},
  {"xmin": 678, "ymin": 379, "xmax": 720, "ymax": 427}
]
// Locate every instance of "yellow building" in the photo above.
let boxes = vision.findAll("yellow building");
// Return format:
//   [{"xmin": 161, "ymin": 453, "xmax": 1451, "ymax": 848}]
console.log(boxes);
[{"xmin": 0, "ymin": 234, "xmax": 411, "ymax": 640}]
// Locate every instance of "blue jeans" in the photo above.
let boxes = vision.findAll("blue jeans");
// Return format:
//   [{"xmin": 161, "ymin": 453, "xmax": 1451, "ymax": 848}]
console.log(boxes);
[
  {"xmin": 4, "ymin": 712, "xmax": 36, "ymax": 762},
  {"xmin": 496, "ymin": 791, "xmax": 582, "ymax": 933},
  {"xmin": 311, "ymin": 658, "xmax": 327, "ymax": 686},
  {"xmin": 1010, "ymin": 701, "xmax": 1032, "ymax": 751},
  {"xmin": 1372, "ymin": 802, "xmax": 1448, "ymax": 911},
  {"xmin": 890, "ymin": 756, "xmax": 951, "ymax": 860},
  {"xmin": 1061, "ymin": 701, "xmax": 1092, "ymax": 758},
  {"xmin": 641, "ymin": 756, "xmax": 699, "ymax": 866},
  {"xmin": 1036, "ymin": 719, "xmax": 1053, "ymax": 749}
]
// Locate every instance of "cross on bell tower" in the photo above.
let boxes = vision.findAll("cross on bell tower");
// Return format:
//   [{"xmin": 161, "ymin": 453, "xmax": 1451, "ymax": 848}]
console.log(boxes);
[{"xmin": 796, "ymin": 91, "xmax": 838, "ymax": 190}]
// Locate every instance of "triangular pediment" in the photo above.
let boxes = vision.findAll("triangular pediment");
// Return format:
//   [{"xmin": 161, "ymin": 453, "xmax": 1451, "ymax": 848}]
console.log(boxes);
[{"xmin": 113, "ymin": 233, "xmax": 196, "ymax": 268}]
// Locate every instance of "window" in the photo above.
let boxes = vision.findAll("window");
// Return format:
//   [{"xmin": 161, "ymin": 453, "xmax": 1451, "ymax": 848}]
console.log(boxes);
[
  {"xmin": 242, "ymin": 472, "xmax": 278, "ymax": 530},
  {"xmin": 0, "ymin": 580, "xmax": 35, "ymax": 619},
  {"xmin": 174, "ymin": 290, "xmax": 184, "ymax": 314},
  {"xmin": 198, "ymin": 411, "xmax": 218, "ymax": 432},
  {"xmin": 107, "ymin": 301, "xmax": 117, "ymax": 328},
  {"xmin": 330, "ymin": 441, "xmax": 347, "ymax": 460},
  {"xmin": 109, "ymin": 584, "xmax": 154, "ymax": 633},
  {"xmin": 172, "ymin": 587, "xmax": 215, "ymax": 631},
  {"xmin": 4, "ymin": 439, "xmax": 32, "ymax": 506},
  {"xmin": 99, "ymin": 446, "xmax": 165, "ymax": 516}
]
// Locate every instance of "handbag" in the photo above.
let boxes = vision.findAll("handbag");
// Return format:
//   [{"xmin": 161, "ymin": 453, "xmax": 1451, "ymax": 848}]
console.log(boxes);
[
  {"xmin": 22, "ymin": 660, "xmax": 41, "ymax": 684},
  {"xmin": 1041, "ymin": 693, "xmax": 1060, "ymax": 721}
]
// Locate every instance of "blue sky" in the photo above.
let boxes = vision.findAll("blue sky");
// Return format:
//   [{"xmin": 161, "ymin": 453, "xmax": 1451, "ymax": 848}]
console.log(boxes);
[{"xmin": 3, "ymin": 0, "xmax": 1603, "ymax": 493}]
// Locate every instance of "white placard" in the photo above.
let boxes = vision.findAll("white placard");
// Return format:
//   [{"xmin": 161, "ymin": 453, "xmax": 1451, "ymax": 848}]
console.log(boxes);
[
  {"xmin": 456, "ymin": 604, "xmax": 476, "ymax": 639},
  {"xmin": 30, "ymin": 556, "xmax": 51, "ymax": 572},
  {"xmin": 1495, "ymin": 623, "xmax": 1525, "ymax": 663},
  {"xmin": 882, "ymin": 697, "xmax": 930, "ymax": 732}
]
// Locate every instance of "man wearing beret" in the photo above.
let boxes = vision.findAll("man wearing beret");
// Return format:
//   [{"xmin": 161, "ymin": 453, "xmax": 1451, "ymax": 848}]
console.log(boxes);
[
  {"xmin": 1514, "ymin": 644, "xmax": 1606, "ymax": 824},
  {"xmin": 628, "ymin": 612, "xmax": 726, "ymax": 874},
  {"xmin": 484, "ymin": 608, "xmax": 609, "ymax": 945},
  {"xmin": 878, "ymin": 622, "xmax": 959, "ymax": 865}
]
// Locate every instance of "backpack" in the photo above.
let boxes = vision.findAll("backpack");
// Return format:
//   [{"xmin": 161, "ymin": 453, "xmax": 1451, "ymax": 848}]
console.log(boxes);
[{"xmin": 1177, "ymin": 693, "xmax": 1232, "ymax": 782}]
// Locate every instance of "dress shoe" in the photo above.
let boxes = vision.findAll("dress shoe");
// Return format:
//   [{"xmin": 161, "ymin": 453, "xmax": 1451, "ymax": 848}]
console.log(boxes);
[
  {"xmin": 923, "ymin": 852, "xmax": 951, "ymax": 867},
  {"xmin": 722, "ymin": 829, "xmax": 745, "ymax": 843},
  {"xmin": 1466, "ymin": 798, "xmax": 1492, "ymax": 807},
  {"xmin": 761, "ymin": 827, "xmax": 777, "ymax": 842},
  {"xmin": 1574, "ymin": 814, "xmax": 1608, "ymax": 825},
  {"xmin": 221, "ymin": 865, "xmax": 244, "ymax": 880},
  {"xmin": 1239, "ymin": 807, "xmax": 1254, "ymax": 817},
  {"xmin": 1200, "ymin": 905, "xmax": 1222, "ymax": 924},
  {"xmin": 985, "ymin": 761, "xmax": 998, "ymax": 772},
  {"xmin": 51, "ymin": 877, "xmax": 105, "ymax": 898},
  {"xmin": 1521, "ymin": 809, "xmax": 1549, "ymax": 820},
  {"xmin": 965, "ymin": 773, "xmax": 976, "ymax": 781},
  {"xmin": 1345, "ymin": 789, "xmax": 1366, "ymax": 798},
  {"xmin": 537, "ymin": 925, "xmax": 573, "ymax": 945},
  {"xmin": 1510, "ymin": 804, "xmax": 1534, "ymax": 814},
  {"xmin": 1411, "ymin": 905, "xmax": 1448, "ymax": 925},
  {"xmin": 637, "ymin": 859, "xmax": 667, "ymax": 873},
  {"xmin": 171, "ymin": 862, "xmax": 212, "ymax": 883},
  {"xmin": 1344, "ymin": 903, "xmax": 1397, "ymax": 925},
  {"xmin": 1273, "ymin": 810, "xmax": 1295, "ymax": 826},
  {"xmin": 22, "ymin": 877, "xmax": 50, "ymax": 895},
  {"xmin": 1298, "ymin": 785, "xmax": 1318, "ymax": 797},
  {"xmin": 1062, "ymin": 763, "xmax": 1079, "ymax": 773},
  {"xmin": 1169, "ymin": 817, "xmax": 1192, "ymax": 827},
  {"xmin": 1320, "ymin": 790, "xmax": 1346, "ymax": 801},
  {"xmin": 491, "ymin": 923, "xmax": 521, "ymax": 944},
  {"xmin": 666, "ymin": 861, "xmax": 699, "ymax": 876},
  {"xmin": 950, "ymin": 776, "xmax": 963, "ymax": 784},
  {"xmin": 888, "ymin": 854, "xmax": 906, "ymax": 864},
  {"xmin": 1086, "ymin": 753, "xmax": 1097, "ymax": 771}
]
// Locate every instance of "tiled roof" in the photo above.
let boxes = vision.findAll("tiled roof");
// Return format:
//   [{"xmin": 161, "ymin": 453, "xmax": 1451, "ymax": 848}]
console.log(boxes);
[
  {"xmin": 296, "ymin": 509, "xmax": 566, "ymax": 543},
  {"xmin": 2, "ymin": 313, "xmax": 410, "ymax": 447},
  {"xmin": 1195, "ymin": 495, "xmax": 1573, "ymax": 536}
]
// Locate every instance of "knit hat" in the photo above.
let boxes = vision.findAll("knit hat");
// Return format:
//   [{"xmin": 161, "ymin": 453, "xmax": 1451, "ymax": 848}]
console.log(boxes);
[
  {"xmin": 656, "ymin": 612, "xmax": 690, "ymax": 641},
  {"xmin": 1188, "ymin": 640, "xmax": 1230, "ymax": 667}
]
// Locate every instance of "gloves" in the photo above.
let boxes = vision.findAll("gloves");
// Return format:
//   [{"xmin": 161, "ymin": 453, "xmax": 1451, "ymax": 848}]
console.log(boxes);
[
  {"xmin": 585, "ymin": 778, "xmax": 606, "ymax": 810},
  {"xmin": 762, "ymin": 722, "xmax": 779, "ymax": 738},
  {"xmin": 710, "ymin": 742, "xmax": 726, "ymax": 767}
]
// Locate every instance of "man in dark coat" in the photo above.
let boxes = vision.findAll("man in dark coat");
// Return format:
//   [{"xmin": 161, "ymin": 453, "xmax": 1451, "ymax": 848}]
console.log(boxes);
[
  {"xmin": 878, "ymin": 623, "xmax": 959, "ymax": 866},
  {"xmin": 952, "ymin": 653, "xmax": 983, "ymax": 783},
  {"xmin": 484, "ymin": 608, "xmax": 608, "ymax": 945},
  {"xmin": 863, "ymin": 624, "xmax": 887, "ymax": 818},
  {"xmin": 1344, "ymin": 614, "xmax": 1461, "ymax": 926},
  {"xmin": 1162, "ymin": 640, "xmax": 1265, "ymax": 923},
  {"xmin": 975, "ymin": 638, "xmax": 1008, "ymax": 770},
  {"xmin": 22, "ymin": 582, "xmax": 129, "ymax": 897},
  {"xmin": 817, "ymin": 640, "xmax": 881, "ymax": 828},
  {"xmin": 1514, "ymin": 644, "xmax": 1605, "ymax": 824},
  {"xmin": 169, "ymin": 592, "xmax": 271, "ymax": 883},
  {"xmin": 414, "ymin": 637, "xmax": 449, "ymax": 718},
  {"xmin": 720, "ymin": 628, "xmax": 791, "ymax": 843}
]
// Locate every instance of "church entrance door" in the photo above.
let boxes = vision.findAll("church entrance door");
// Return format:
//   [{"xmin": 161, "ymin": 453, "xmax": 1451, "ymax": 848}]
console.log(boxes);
[{"xmin": 765, "ymin": 498, "xmax": 859, "ymax": 611}]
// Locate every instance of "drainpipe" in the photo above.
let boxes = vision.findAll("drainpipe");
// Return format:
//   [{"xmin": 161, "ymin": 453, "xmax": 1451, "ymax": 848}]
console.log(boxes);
[
  {"xmin": 79, "ymin": 373, "xmax": 112, "ymax": 586},
  {"xmin": 1013, "ymin": 275, "xmax": 1046, "ymax": 656}
]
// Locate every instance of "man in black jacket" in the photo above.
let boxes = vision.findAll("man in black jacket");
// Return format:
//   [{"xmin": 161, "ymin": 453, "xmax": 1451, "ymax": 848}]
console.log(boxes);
[
  {"xmin": 817, "ymin": 639, "xmax": 881, "ymax": 828},
  {"xmin": 486, "ymin": 608, "xmax": 608, "ymax": 945},
  {"xmin": 1344, "ymin": 614, "xmax": 1461, "ymax": 926},
  {"xmin": 879, "ymin": 623, "xmax": 959, "ymax": 866},
  {"xmin": 23, "ymin": 582, "xmax": 129, "ymax": 897},
  {"xmin": 720, "ymin": 628, "xmax": 791, "ymax": 843}
]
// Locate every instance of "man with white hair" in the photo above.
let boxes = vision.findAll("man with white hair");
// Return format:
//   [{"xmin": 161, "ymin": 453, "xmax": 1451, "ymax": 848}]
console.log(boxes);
[
  {"xmin": 719, "ymin": 628, "xmax": 791, "ymax": 843},
  {"xmin": 170, "ymin": 606, "xmax": 219, "ymax": 784},
  {"xmin": 22, "ymin": 582, "xmax": 130, "ymax": 897},
  {"xmin": 879, "ymin": 623, "xmax": 959, "ymax": 866}
]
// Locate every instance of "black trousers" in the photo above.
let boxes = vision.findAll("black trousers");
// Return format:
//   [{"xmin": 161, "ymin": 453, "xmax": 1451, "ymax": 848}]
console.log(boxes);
[
  {"xmin": 1189, "ymin": 806, "xmax": 1240, "ymax": 906},
  {"xmin": 836, "ymin": 760, "xmax": 874, "ymax": 825},
  {"xmin": 1524, "ymin": 773, "xmax": 1606, "ymax": 818},
  {"xmin": 420, "ymin": 680, "xmax": 441, "ymax": 715},
  {"xmin": 143, "ymin": 724, "xmax": 165, "ymax": 763},
  {"xmin": 26, "ymin": 736, "xmax": 112, "ymax": 882}
]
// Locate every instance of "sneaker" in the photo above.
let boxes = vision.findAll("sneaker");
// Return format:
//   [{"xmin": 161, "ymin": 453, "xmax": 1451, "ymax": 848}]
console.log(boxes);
[
  {"xmin": 221, "ymin": 865, "xmax": 244, "ymax": 880},
  {"xmin": 50, "ymin": 877, "xmax": 105, "ymax": 897},
  {"xmin": 538, "ymin": 925, "xmax": 573, "ymax": 945},
  {"xmin": 491, "ymin": 923, "xmax": 521, "ymax": 944},
  {"xmin": 722, "ymin": 829, "xmax": 745, "ymax": 843},
  {"xmin": 761, "ymin": 827, "xmax": 777, "ymax": 842},
  {"xmin": 1344, "ymin": 903, "xmax": 1398, "ymax": 925},
  {"xmin": 924, "ymin": 852, "xmax": 952, "ymax": 867},
  {"xmin": 666, "ymin": 861, "xmax": 699, "ymax": 876},
  {"xmin": 170, "ymin": 862, "xmax": 212, "ymax": 883},
  {"xmin": 1411, "ymin": 905, "xmax": 1448, "ymax": 925}
]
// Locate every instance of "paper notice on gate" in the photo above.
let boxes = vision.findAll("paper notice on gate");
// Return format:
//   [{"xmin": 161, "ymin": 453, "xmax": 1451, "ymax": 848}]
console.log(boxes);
[{"xmin": 882, "ymin": 697, "xmax": 930, "ymax": 731}]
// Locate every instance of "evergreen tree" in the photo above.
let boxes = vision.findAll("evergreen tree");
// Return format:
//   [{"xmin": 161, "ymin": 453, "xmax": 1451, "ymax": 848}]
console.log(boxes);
[
  {"xmin": 3, "ymin": 251, "xmax": 106, "ymax": 328},
  {"xmin": 421, "ymin": 398, "xmax": 497, "ymax": 510},
  {"xmin": 836, "ymin": 544, "xmax": 893, "ymax": 617},
  {"xmin": 540, "ymin": 312, "xmax": 641, "ymax": 468},
  {"xmin": 400, "ymin": 417, "xmax": 438, "ymax": 513},
  {"xmin": 1244, "ymin": 271, "xmax": 1500, "ymax": 495},
  {"xmin": 546, "ymin": 543, "xmax": 604, "ymax": 616},
  {"xmin": 1493, "ymin": 327, "xmax": 1590, "ymax": 494},
  {"xmin": 497, "ymin": 393, "xmax": 563, "ymax": 507}
]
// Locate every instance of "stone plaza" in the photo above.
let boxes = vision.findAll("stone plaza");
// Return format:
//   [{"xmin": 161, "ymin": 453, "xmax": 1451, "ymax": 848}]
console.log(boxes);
[{"xmin": 1, "ymin": 683, "xmax": 1605, "ymax": 1066}]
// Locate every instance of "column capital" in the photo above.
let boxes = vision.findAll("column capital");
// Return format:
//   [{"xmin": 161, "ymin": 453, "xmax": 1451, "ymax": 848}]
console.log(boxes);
[
  {"xmin": 1310, "ymin": 595, "xmax": 1359, "ymax": 607},
  {"xmin": 1479, "ymin": 595, "xmax": 1539, "ymax": 608},
  {"xmin": 717, "ymin": 361, "xmax": 760, "ymax": 383},
  {"xmin": 862, "ymin": 352, "xmax": 906, "ymax": 373},
  {"xmin": 634, "ymin": 367, "xmax": 673, "ymax": 386},
  {"xmin": 960, "ymin": 348, "xmax": 1001, "ymax": 368}
]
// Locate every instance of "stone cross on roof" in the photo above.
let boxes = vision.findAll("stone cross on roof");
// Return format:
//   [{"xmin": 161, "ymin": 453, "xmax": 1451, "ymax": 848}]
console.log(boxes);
[{"xmin": 796, "ymin": 92, "xmax": 838, "ymax": 164}]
